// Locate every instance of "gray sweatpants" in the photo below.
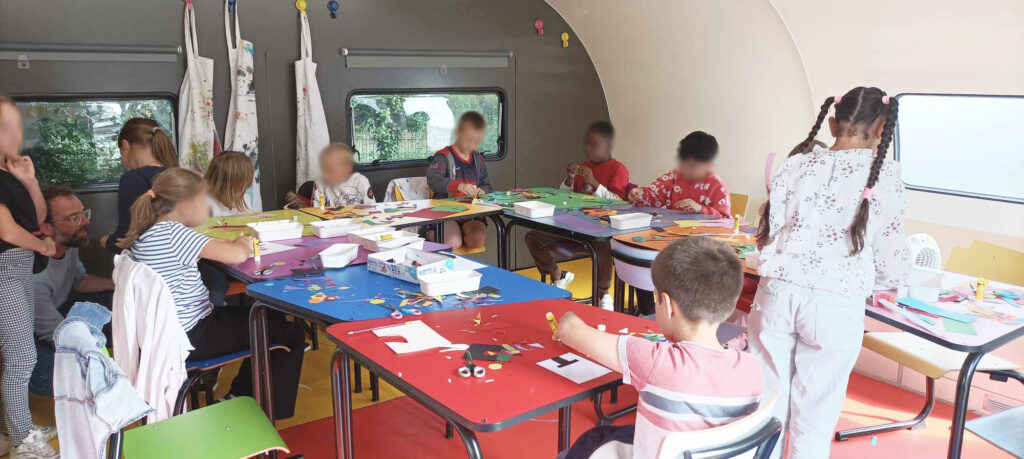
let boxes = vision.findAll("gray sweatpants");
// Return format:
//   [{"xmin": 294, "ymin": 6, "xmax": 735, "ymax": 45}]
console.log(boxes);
[{"xmin": 0, "ymin": 249, "xmax": 37, "ymax": 445}]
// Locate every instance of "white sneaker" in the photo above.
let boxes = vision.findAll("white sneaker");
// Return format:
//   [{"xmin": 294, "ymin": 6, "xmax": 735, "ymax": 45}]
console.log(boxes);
[
  {"xmin": 11, "ymin": 438, "xmax": 58, "ymax": 459},
  {"xmin": 600, "ymin": 294, "xmax": 614, "ymax": 311},
  {"xmin": 26, "ymin": 427, "xmax": 56, "ymax": 445},
  {"xmin": 552, "ymin": 271, "xmax": 575, "ymax": 290},
  {"xmin": 0, "ymin": 434, "xmax": 10, "ymax": 456}
]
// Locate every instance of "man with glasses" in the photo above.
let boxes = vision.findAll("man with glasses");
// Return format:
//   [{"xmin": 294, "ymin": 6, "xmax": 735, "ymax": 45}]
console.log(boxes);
[{"xmin": 30, "ymin": 186, "xmax": 114, "ymax": 396}]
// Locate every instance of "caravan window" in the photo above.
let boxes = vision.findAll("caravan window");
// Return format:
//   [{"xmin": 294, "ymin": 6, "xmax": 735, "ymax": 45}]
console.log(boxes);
[
  {"xmin": 17, "ymin": 96, "xmax": 176, "ymax": 190},
  {"xmin": 348, "ymin": 90, "xmax": 505, "ymax": 166},
  {"xmin": 895, "ymin": 94, "xmax": 1024, "ymax": 203}
]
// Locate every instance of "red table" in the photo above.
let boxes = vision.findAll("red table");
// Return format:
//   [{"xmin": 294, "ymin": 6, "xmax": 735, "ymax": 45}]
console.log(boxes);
[{"xmin": 325, "ymin": 299, "xmax": 657, "ymax": 458}]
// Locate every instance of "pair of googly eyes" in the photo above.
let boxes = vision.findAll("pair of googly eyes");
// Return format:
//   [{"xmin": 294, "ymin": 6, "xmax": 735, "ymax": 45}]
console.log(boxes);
[{"xmin": 458, "ymin": 365, "xmax": 486, "ymax": 378}]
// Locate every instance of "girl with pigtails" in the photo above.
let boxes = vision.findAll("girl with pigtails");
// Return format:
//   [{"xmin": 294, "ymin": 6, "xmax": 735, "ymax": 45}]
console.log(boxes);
[{"xmin": 747, "ymin": 87, "xmax": 911, "ymax": 459}]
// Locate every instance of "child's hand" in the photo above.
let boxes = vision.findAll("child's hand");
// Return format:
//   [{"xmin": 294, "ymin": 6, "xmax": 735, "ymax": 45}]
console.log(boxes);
[
  {"xmin": 457, "ymin": 183, "xmax": 479, "ymax": 197},
  {"xmin": 676, "ymin": 199, "xmax": 702, "ymax": 213},
  {"xmin": 566, "ymin": 162, "xmax": 580, "ymax": 177},
  {"xmin": 578, "ymin": 166, "xmax": 599, "ymax": 189},
  {"xmin": 233, "ymin": 235, "xmax": 255, "ymax": 249},
  {"xmin": 38, "ymin": 237, "xmax": 56, "ymax": 257},
  {"xmin": 628, "ymin": 188, "xmax": 644, "ymax": 202},
  {"xmin": 99, "ymin": 233, "xmax": 110, "ymax": 248},
  {"xmin": 552, "ymin": 311, "xmax": 580, "ymax": 341},
  {"xmin": 6, "ymin": 156, "xmax": 37, "ymax": 184}
]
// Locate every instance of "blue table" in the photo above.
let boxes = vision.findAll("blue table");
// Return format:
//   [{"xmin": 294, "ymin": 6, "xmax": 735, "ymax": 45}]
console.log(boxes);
[
  {"xmin": 246, "ymin": 256, "xmax": 571, "ymax": 420},
  {"xmin": 498, "ymin": 204, "xmax": 712, "ymax": 305}
]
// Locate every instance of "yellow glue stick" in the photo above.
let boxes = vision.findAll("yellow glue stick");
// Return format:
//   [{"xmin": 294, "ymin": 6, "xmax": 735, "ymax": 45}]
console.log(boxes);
[
  {"xmin": 976, "ymin": 279, "xmax": 987, "ymax": 300},
  {"xmin": 318, "ymin": 191, "xmax": 326, "ymax": 210},
  {"xmin": 545, "ymin": 312, "xmax": 558, "ymax": 333},
  {"xmin": 253, "ymin": 238, "xmax": 261, "ymax": 262}
]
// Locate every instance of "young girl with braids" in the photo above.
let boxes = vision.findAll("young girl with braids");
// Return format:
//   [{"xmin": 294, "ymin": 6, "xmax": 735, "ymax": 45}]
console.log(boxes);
[{"xmin": 748, "ymin": 87, "xmax": 910, "ymax": 459}]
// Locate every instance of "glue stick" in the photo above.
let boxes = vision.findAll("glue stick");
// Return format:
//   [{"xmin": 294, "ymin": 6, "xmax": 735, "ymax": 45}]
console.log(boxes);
[
  {"xmin": 253, "ymin": 238, "xmax": 261, "ymax": 263},
  {"xmin": 545, "ymin": 312, "xmax": 559, "ymax": 333},
  {"xmin": 318, "ymin": 191, "xmax": 326, "ymax": 210},
  {"xmin": 976, "ymin": 279, "xmax": 988, "ymax": 300}
]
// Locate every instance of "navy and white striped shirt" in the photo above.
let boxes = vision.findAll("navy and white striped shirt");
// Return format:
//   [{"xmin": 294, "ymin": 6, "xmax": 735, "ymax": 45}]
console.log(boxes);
[{"xmin": 130, "ymin": 221, "xmax": 213, "ymax": 331}]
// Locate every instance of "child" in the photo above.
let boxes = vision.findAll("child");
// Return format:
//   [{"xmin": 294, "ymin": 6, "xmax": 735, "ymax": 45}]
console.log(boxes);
[
  {"xmin": 525, "ymin": 121, "xmax": 628, "ymax": 308},
  {"xmin": 100, "ymin": 118, "xmax": 179, "ymax": 252},
  {"xmin": 0, "ymin": 93, "xmax": 60, "ymax": 459},
  {"xmin": 205, "ymin": 151, "xmax": 254, "ymax": 217},
  {"xmin": 291, "ymin": 143, "xmax": 374, "ymax": 207},
  {"xmin": 116, "ymin": 168, "xmax": 307, "ymax": 419},
  {"xmin": 554, "ymin": 237, "xmax": 762, "ymax": 459},
  {"xmin": 426, "ymin": 112, "xmax": 493, "ymax": 250},
  {"xmin": 628, "ymin": 131, "xmax": 731, "ymax": 218},
  {"xmin": 749, "ymin": 87, "xmax": 908, "ymax": 458}
]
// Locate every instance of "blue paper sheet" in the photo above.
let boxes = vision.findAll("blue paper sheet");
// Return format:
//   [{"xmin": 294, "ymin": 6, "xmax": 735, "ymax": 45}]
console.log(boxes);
[{"xmin": 897, "ymin": 297, "xmax": 978, "ymax": 323}]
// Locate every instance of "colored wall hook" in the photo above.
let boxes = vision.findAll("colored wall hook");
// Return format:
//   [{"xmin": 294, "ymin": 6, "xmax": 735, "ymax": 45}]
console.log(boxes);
[
  {"xmin": 295, "ymin": 0, "xmax": 307, "ymax": 14},
  {"xmin": 534, "ymin": 19, "xmax": 544, "ymax": 36},
  {"xmin": 228, "ymin": 0, "xmax": 236, "ymax": 13},
  {"xmin": 328, "ymin": 0, "xmax": 339, "ymax": 18},
  {"xmin": 561, "ymin": 32, "xmax": 570, "ymax": 48},
  {"xmin": 183, "ymin": 0, "xmax": 193, "ymax": 10}
]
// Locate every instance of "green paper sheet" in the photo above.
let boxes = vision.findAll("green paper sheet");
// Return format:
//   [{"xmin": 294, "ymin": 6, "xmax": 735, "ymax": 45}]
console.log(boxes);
[
  {"xmin": 431, "ymin": 204, "xmax": 469, "ymax": 213},
  {"xmin": 942, "ymin": 317, "xmax": 977, "ymax": 335}
]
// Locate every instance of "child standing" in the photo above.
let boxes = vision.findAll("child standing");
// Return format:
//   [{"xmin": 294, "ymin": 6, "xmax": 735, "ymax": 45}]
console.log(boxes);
[
  {"xmin": 293, "ymin": 143, "xmax": 374, "ymax": 207},
  {"xmin": 628, "ymin": 131, "xmax": 731, "ymax": 217},
  {"xmin": 555, "ymin": 237, "xmax": 762, "ymax": 459},
  {"xmin": 525, "ymin": 121, "xmax": 628, "ymax": 308},
  {"xmin": 100, "ymin": 118, "xmax": 179, "ymax": 252},
  {"xmin": 426, "ymin": 112, "xmax": 493, "ymax": 250},
  {"xmin": 205, "ymin": 151, "xmax": 255, "ymax": 217},
  {"xmin": 117, "ymin": 168, "xmax": 307, "ymax": 419},
  {"xmin": 0, "ymin": 93, "xmax": 59, "ymax": 459},
  {"xmin": 749, "ymin": 87, "xmax": 908, "ymax": 458}
]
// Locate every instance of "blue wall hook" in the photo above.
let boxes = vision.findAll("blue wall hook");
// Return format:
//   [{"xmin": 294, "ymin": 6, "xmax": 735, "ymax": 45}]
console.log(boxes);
[
  {"xmin": 328, "ymin": 0, "xmax": 339, "ymax": 19},
  {"xmin": 228, "ymin": 0, "xmax": 236, "ymax": 13}
]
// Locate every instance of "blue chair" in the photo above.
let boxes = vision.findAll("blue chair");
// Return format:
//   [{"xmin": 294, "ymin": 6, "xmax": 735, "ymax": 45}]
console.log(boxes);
[{"xmin": 174, "ymin": 345, "xmax": 289, "ymax": 415}]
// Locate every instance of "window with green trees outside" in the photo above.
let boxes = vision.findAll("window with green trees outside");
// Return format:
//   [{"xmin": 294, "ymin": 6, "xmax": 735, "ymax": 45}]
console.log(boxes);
[{"xmin": 348, "ymin": 90, "xmax": 504, "ymax": 166}]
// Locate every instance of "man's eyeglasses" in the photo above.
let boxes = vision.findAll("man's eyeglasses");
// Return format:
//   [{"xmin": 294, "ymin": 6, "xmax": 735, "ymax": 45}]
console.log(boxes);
[{"xmin": 50, "ymin": 208, "xmax": 91, "ymax": 225}]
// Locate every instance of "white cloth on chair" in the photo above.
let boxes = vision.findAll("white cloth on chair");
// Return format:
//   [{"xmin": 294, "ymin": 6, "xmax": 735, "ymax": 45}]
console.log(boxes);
[
  {"xmin": 385, "ymin": 177, "xmax": 432, "ymax": 202},
  {"xmin": 112, "ymin": 254, "xmax": 193, "ymax": 423}
]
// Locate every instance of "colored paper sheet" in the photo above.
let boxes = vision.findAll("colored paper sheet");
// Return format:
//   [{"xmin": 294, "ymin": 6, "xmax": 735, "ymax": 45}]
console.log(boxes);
[
  {"xmin": 431, "ymin": 204, "xmax": 469, "ymax": 213},
  {"xmin": 942, "ymin": 317, "xmax": 977, "ymax": 335},
  {"xmin": 551, "ymin": 215, "xmax": 610, "ymax": 233},
  {"xmin": 675, "ymin": 220, "xmax": 700, "ymax": 228},
  {"xmin": 405, "ymin": 208, "xmax": 458, "ymax": 219},
  {"xmin": 897, "ymin": 297, "xmax": 978, "ymax": 323}
]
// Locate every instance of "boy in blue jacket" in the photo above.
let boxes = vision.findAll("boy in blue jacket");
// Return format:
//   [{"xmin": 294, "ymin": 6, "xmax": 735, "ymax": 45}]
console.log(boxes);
[{"xmin": 426, "ymin": 112, "xmax": 493, "ymax": 250}]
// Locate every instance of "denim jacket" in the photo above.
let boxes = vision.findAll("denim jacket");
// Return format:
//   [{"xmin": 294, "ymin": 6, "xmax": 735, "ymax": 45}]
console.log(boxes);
[{"xmin": 54, "ymin": 302, "xmax": 152, "ymax": 459}]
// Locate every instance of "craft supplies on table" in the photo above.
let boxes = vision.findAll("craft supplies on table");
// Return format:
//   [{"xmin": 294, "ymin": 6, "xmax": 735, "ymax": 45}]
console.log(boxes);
[
  {"xmin": 372, "ymin": 320, "xmax": 455, "ymax": 354},
  {"xmin": 367, "ymin": 247, "xmax": 455, "ymax": 283},
  {"xmin": 418, "ymin": 270, "xmax": 483, "ymax": 296},
  {"xmin": 537, "ymin": 352, "xmax": 612, "ymax": 384},
  {"xmin": 608, "ymin": 212, "xmax": 652, "ymax": 230},
  {"xmin": 319, "ymin": 243, "xmax": 360, "ymax": 268},
  {"xmin": 513, "ymin": 201, "xmax": 556, "ymax": 218},
  {"xmin": 348, "ymin": 226, "xmax": 424, "ymax": 252},
  {"xmin": 309, "ymin": 218, "xmax": 362, "ymax": 238},
  {"xmin": 246, "ymin": 219, "xmax": 304, "ymax": 242}
]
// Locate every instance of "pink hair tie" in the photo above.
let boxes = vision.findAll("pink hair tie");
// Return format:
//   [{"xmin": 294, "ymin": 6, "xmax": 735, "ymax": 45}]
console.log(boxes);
[
  {"xmin": 861, "ymin": 187, "xmax": 875, "ymax": 200},
  {"xmin": 882, "ymin": 95, "xmax": 891, "ymax": 104},
  {"xmin": 834, "ymin": 96, "xmax": 843, "ymax": 105}
]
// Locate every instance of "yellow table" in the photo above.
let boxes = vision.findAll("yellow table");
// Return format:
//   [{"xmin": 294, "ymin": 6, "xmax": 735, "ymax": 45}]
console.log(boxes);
[
  {"xmin": 195, "ymin": 209, "xmax": 322, "ymax": 240},
  {"xmin": 298, "ymin": 199, "xmax": 502, "ymax": 227}
]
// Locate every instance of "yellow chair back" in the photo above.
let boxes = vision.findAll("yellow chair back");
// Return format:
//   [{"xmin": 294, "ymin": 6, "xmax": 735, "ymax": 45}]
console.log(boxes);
[
  {"xmin": 945, "ymin": 241, "xmax": 1024, "ymax": 285},
  {"xmin": 729, "ymin": 193, "xmax": 750, "ymax": 220}
]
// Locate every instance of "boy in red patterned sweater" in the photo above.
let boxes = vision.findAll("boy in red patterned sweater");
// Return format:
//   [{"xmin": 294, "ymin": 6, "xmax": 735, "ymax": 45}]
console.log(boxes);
[{"xmin": 628, "ymin": 131, "xmax": 731, "ymax": 218}]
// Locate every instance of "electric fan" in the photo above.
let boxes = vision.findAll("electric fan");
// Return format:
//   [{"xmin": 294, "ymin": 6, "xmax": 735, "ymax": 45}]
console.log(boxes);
[{"xmin": 907, "ymin": 233, "xmax": 941, "ymax": 269}]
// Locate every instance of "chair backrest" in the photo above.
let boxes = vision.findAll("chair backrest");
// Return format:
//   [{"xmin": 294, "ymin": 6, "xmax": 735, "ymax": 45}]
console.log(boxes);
[
  {"xmin": 730, "ymin": 193, "xmax": 750, "ymax": 220},
  {"xmin": 610, "ymin": 239, "xmax": 658, "ymax": 291},
  {"xmin": 385, "ymin": 177, "xmax": 432, "ymax": 202},
  {"xmin": 656, "ymin": 392, "xmax": 779, "ymax": 459},
  {"xmin": 945, "ymin": 240, "xmax": 1024, "ymax": 285}
]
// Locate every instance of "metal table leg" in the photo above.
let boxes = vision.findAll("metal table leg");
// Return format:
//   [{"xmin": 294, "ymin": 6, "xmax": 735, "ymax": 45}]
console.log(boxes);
[
  {"xmin": 488, "ymin": 214, "xmax": 508, "ymax": 269},
  {"xmin": 331, "ymin": 349, "xmax": 354, "ymax": 459},
  {"xmin": 947, "ymin": 352, "xmax": 984, "ymax": 459},
  {"xmin": 450, "ymin": 421, "xmax": 483, "ymax": 459},
  {"xmin": 581, "ymin": 239, "xmax": 601, "ymax": 307},
  {"xmin": 558, "ymin": 406, "xmax": 573, "ymax": 452},
  {"xmin": 353, "ymin": 362, "xmax": 363, "ymax": 393},
  {"xmin": 248, "ymin": 302, "xmax": 275, "ymax": 421},
  {"xmin": 593, "ymin": 389, "xmax": 638, "ymax": 426}
]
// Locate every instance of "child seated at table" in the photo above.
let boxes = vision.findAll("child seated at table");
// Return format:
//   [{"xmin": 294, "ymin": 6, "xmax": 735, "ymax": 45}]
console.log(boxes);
[
  {"xmin": 205, "ymin": 151, "xmax": 255, "ymax": 217},
  {"xmin": 628, "ymin": 131, "xmax": 731, "ymax": 218},
  {"xmin": 553, "ymin": 237, "xmax": 762, "ymax": 459},
  {"xmin": 288, "ymin": 143, "xmax": 374, "ymax": 208},
  {"xmin": 426, "ymin": 112, "xmax": 494, "ymax": 250},
  {"xmin": 117, "ymin": 168, "xmax": 307, "ymax": 419},
  {"xmin": 526, "ymin": 121, "xmax": 628, "ymax": 309}
]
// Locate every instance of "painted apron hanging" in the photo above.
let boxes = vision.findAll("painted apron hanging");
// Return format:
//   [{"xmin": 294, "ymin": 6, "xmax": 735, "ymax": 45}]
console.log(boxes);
[
  {"xmin": 223, "ymin": 0, "xmax": 262, "ymax": 211},
  {"xmin": 178, "ymin": 0, "xmax": 221, "ymax": 172},
  {"xmin": 294, "ymin": 9, "xmax": 330, "ymax": 184}
]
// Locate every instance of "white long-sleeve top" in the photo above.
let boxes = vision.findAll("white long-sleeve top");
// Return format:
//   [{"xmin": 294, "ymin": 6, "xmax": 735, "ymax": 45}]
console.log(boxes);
[{"xmin": 754, "ymin": 145, "xmax": 910, "ymax": 298}]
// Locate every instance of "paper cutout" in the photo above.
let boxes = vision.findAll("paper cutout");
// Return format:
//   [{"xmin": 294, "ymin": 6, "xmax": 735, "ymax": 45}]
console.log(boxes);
[
  {"xmin": 488, "ymin": 363, "xmax": 503, "ymax": 370},
  {"xmin": 249, "ymin": 241, "xmax": 298, "ymax": 258},
  {"xmin": 675, "ymin": 220, "xmax": 701, "ymax": 228},
  {"xmin": 468, "ymin": 344, "xmax": 505, "ymax": 361},
  {"xmin": 551, "ymin": 215, "xmax": 611, "ymax": 233},
  {"xmin": 431, "ymin": 204, "xmax": 469, "ymax": 213},
  {"xmin": 405, "ymin": 208, "xmax": 457, "ymax": 220},
  {"xmin": 897, "ymin": 297, "xmax": 978, "ymax": 323},
  {"xmin": 942, "ymin": 317, "xmax": 977, "ymax": 335},
  {"xmin": 373, "ymin": 320, "xmax": 453, "ymax": 354},
  {"xmin": 537, "ymin": 352, "xmax": 611, "ymax": 384}
]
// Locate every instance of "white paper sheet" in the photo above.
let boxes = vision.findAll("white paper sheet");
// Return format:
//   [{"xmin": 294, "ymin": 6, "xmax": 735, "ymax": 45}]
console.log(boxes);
[
  {"xmin": 373, "ymin": 320, "xmax": 453, "ymax": 354},
  {"xmin": 249, "ymin": 241, "xmax": 298, "ymax": 259},
  {"xmin": 537, "ymin": 352, "xmax": 611, "ymax": 384}
]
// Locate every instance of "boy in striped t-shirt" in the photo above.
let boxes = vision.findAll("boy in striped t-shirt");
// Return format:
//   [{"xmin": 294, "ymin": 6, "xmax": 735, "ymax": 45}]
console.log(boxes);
[{"xmin": 554, "ymin": 237, "xmax": 762, "ymax": 459}]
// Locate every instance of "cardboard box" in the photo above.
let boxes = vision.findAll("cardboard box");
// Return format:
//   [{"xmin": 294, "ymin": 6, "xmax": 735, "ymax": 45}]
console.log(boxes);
[{"xmin": 367, "ymin": 247, "xmax": 455, "ymax": 283}]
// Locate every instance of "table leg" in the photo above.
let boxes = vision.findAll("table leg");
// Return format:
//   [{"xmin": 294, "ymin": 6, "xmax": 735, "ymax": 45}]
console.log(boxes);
[
  {"xmin": 370, "ymin": 373, "xmax": 380, "ymax": 402},
  {"xmin": 947, "ymin": 352, "xmax": 984, "ymax": 459},
  {"xmin": 353, "ymin": 362, "xmax": 363, "ymax": 393},
  {"xmin": 435, "ymin": 222, "xmax": 444, "ymax": 244},
  {"xmin": 558, "ymin": 405, "xmax": 572, "ymax": 452},
  {"xmin": 593, "ymin": 388, "xmax": 638, "ymax": 426},
  {"xmin": 331, "ymin": 349, "xmax": 354, "ymax": 459},
  {"xmin": 582, "ymin": 239, "xmax": 601, "ymax": 306},
  {"xmin": 488, "ymin": 214, "xmax": 508, "ymax": 269},
  {"xmin": 450, "ymin": 421, "xmax": 483, "ymax": 459},
  {"xmin": 248, "ymin": 302, "xmax": 275, "ymax": 421}
]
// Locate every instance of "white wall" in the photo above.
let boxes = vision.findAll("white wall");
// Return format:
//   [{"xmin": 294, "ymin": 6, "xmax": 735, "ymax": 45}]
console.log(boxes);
[{"xmin": 546, "ymin": 0, "xmax": 813, "ymax": 218}]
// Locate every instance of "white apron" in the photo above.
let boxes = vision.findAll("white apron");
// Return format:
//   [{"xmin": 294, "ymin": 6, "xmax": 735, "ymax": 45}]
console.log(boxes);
[
  {"xmin": 294, "ymin": 11, "xmax": 330, "ymax": 184},
  {"xmin": 223, "ymin": 0, "xmax": 262, "ymax": 211},
  {"xmin": 178, "ymin": 2, "xmax": 221, "ymax": 173}
]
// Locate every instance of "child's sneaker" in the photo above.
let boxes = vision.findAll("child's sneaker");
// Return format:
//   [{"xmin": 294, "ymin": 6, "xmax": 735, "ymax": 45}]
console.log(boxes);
[
  {"xmin": 552, "ymin": 271, "xmax": 574, "ymax": 290},
  {"xmin": 600, "ymin": 294, "xmax": 614, "ymax": 311},
  {"xmin": 11, "ymin": 428, "xmax": 58, "ymax": 459},
  {"xmin": 26, "ymin": 426, "xmax": 56, "ymax": 444}
]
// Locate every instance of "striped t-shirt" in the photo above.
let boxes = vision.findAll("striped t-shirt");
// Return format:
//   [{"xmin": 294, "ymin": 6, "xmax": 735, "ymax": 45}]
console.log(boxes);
[
  {"xmin": 618, "ymin": 336, "xmax": 763, "ymax": 459},
  {"xmin": 130, "ymin": 221, "xmax": 213, "ymax": 331}
]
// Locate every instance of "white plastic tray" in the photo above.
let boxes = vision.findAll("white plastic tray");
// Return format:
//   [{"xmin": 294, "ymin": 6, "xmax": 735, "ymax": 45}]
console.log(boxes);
[
  {"xmin": 319, "ymin": 243, "xmax": 360, "ymax": 268},
  {"xmin": 246, "ymin": 220, "xmax": 304, "ymax": 242},
  {"xmin": 367, "ymin": 247, "xmax": 455, "ymax": 283},
  {"xmin": 347, "ymin": 226, "xmax": 424, "ymax": 252},
  {"xmin": 513, "ymin": 201, "xmax": 556, "ymax": 218},
  {"xmin": 609, "ymin": 212, "xmax": 653, "ymax": 230},
  {"xmin": 309, "ymin": 218, "xmax": 363, "ymax": 238},
  {"xmin": 418, "ymin": 270, "xmax": 483, "ymax": 296}
]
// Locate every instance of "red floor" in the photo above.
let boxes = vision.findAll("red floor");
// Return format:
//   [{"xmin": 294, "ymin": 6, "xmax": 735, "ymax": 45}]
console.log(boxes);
[{"xmin": 279, "ymin": 372, "xmax": 1011, "ymax": 458}]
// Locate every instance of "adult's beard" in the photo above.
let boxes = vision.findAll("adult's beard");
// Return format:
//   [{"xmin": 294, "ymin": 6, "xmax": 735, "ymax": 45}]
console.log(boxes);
[{"xmin": 57, "ymin": 231, "xmax": 90, "ymax": 249}]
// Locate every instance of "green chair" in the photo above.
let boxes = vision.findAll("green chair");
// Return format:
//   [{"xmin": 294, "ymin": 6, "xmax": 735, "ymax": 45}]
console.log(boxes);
[{"xmin": 108, "ymin": 396, "xmax": 290, "ymax": 459}]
